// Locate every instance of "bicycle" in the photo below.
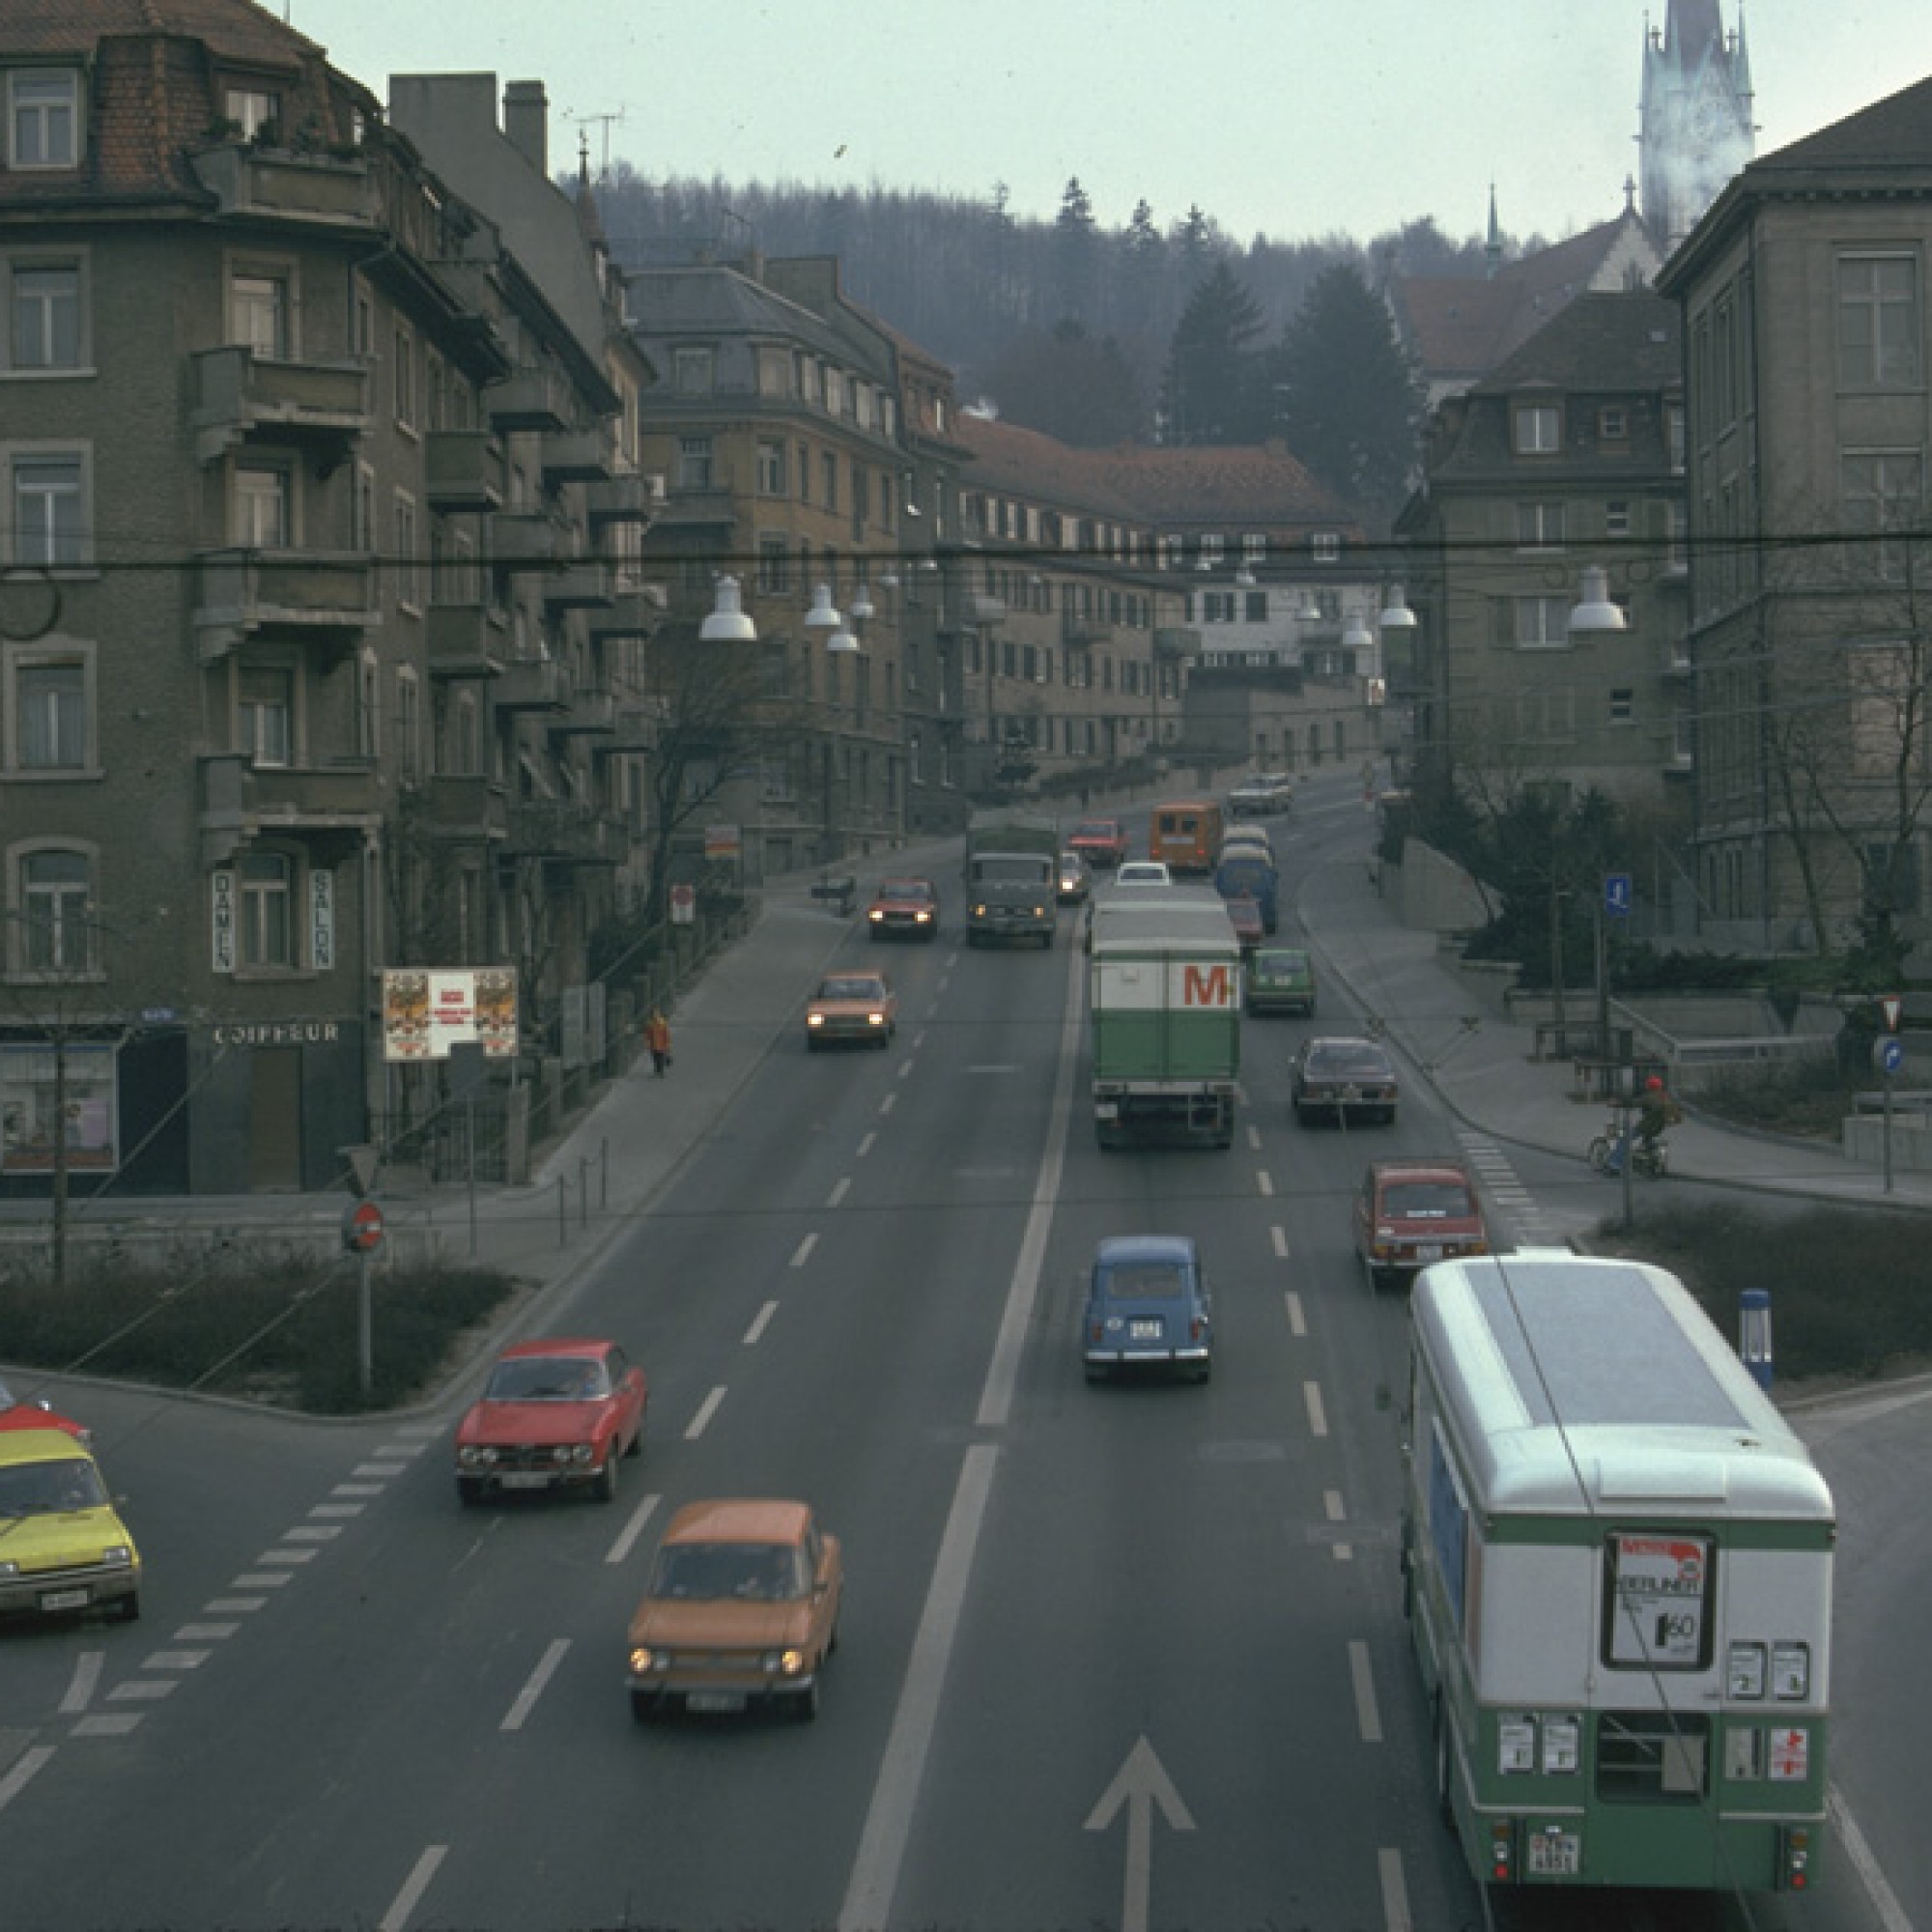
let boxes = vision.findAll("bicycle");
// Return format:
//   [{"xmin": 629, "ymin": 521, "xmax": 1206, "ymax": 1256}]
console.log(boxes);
[{"xmin": 1587, "ymin": 1122, "xmax": 1669, "ymax": 1179}]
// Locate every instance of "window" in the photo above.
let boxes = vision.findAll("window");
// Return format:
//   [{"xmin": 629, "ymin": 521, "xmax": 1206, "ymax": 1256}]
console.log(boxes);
[
  {"xmin": 1311, "ymin": 532, "xmax": 1340, "ymax": 563},
  {"xmin": 7, "ymin": 650, "xmax": 88, "ymax": 771},
  {"xmin": 6, "ymin": 258, "xmax": 82, "ymax": 370},
  {"xmin": 1245, "ymin": 591, "xmax": 1268, "ymax": 623},
  {"xmin": 1513, "ymin": 403, "xmax": 1560, "ymax": 454},
  {"xmin": 395, "ymin": 669, "xmax": 420, "ymax": 781},
  {"xmin": 223, "ymin": 87, "xmax": 281, "ymax": 138},
  {"xmin": 1198, "ymin": 534, "xmax": 1224, "ymax": 570},
  {"xmin": 233, "ymin": 464, "xmax": 290, "ymax": 548},
  {"xmin": 1241, "ymin": 532, "xmax": 1266, "ymax": 564},
  {"xmin": 393, "ymin": 492, "xmax": 419, "ymax": 608},
  {"xmin": 755, "ymin": 532, "xmax": 790, "ymax": 596},
  {"xmin": 393, "ymin": 323, "xmax": 415, "ymax": 429},
  {"xmin": 238, "ymin": 852, "xmax": 294, "ymax": 968},
  {"xmin": 756, "ymin": 440, "xmax": 786, "ymax": 496},
  {"xmin": 676, "ymin": 437, "xmax": 713, "ymax": 490},
  {"xmin": 239, "ymin": 666, "xmax": 293, "ymax": 766},
  {"xmin": 8, "ymin": 71, "xmax": 80, "ymax": 170},
  {"xmin": 9, "ymin": 451, "xmax": 86, "ymax": 566},
  {"xmin": 1839, "ymin": 255, "xmax": 1920, "ymax": 390},
  {"xmin": 1609, "ymin": 688, "xmax": 1634, "ymax": 724},
  {"xmin": 1202, "ymin": 591, "xmax": 1236, "ymax": 623},
  {"xmin": 1605, "ymin": 499, "xmax": 1632, "ymax": 539},
  {"xmin": 1513, "ymin": 595, "xmax": 1572, "ymax": 649},
  {"xmin": 821, "ymin": 451, "xmax": 838, "ymax": 513},
  {"xmin": 755, "ymin": 347, "xmax": 791, "ymax": 396},
  {"xmin": 672, "ymin": 347, "xmax": 715, "ymax": 395},
  {"xmin": 1598, "ymin": 406, "xmax": 1629, "ymax": 440},
  {"xmin": 230, "ymin": 271, "xmax": 288, "ymax": 358},
  {"xmin": 1665, "ymin": 404, "xmax": 1686, "ymax": 474},
  {"xmin": 1842, "ymin": 452, "xmax": 1924, "ymax": 579},
  {"xmin": 15, "ymin": 847, "xmax": 93, "ymax": 974},
  {"xmin": 1516, "ymin": 501, "xmax": 1566, "ymax": 550}
]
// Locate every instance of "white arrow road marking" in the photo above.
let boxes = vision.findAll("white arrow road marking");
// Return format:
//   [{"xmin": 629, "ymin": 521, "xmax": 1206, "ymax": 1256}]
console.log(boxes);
[{"xmin": 1082, "ymin": 1736, "xmax": 1197, "ymax": 1932}]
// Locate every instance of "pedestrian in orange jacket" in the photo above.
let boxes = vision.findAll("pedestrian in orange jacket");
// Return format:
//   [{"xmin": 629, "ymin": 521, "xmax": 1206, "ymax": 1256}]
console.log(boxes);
[{"xmin": 644, "ymin": 1007, "xmax": 671, "ymax": 1077}]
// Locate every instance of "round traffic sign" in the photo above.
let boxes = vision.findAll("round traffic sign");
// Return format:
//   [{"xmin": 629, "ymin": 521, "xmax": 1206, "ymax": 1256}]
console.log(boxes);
[{"xmin": 342, "ymin": 1199, "xmax": 385, "ymax": 1253}]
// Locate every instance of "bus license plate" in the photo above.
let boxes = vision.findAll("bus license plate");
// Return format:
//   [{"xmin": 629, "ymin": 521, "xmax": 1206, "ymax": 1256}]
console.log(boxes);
[
  {"xmin": 1526, "ymin": 1832, "xmax": 1580, "ymax": 1877},
  {"xmin": 40, "ymin": 1587, "xmax": 89, "ymax": 1612}
]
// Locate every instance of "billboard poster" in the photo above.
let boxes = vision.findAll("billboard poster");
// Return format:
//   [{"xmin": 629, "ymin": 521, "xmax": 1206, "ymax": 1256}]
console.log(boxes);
[
  {"xmin": 383, "ymin": 969, "xmax": 519, "ymax": 1063},
  {"xmin": 1606, "ymin": 1531, "xmax": 1712, "ymax": 1669}
]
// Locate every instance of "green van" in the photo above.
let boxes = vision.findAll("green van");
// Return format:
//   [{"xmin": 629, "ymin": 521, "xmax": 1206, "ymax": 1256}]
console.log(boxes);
[{"xmin": 1245, "ymin": 946, "xmax": 1317, "ymax": 1017}]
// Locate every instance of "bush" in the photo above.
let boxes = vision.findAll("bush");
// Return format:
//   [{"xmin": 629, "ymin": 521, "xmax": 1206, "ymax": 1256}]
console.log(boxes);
[
  {"xmin": 1593, "ymin": 1201, "xmax": 1932, "ymax": 1383},
  {"xmin": 1695, "ymin": 1058, "xmax": 1866, "ymax": 1140},
  {"xmin": 0, "ymin": 1247, "xmax": 518, "ymax": 1414}
]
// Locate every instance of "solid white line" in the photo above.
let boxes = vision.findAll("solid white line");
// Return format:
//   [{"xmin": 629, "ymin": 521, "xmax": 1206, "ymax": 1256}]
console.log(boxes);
[
  {"xmin": 1284, "ymin": 1291, "xmax": 1307, "ymax": 1338},
  {"xmin": 1303, "ymin": 1381, "xmax": 1328, "ymax": 1437},
  {"xmin": 1378, "ymin": 1847, "xmax": 1412, "ymax": 1932},
  {"xmin": 685, "ymin": 1385, "xmax": 726, "ymax": 1440},
  {"xmin": 0, "ymin": 1747, "xmax": 54, "ymax": 1816},
  {"xmin": 59, "ymin": 1652, "xmax": 101, "ymax": 1715},
  {"xmin": 1349, "ymin": 1639, "xmax": 1383, "ymax": 1744},
  {"xmin": 1829, "ymin": 1784, "xmax": 1914, "ymax": 1932},
  {"xmin": 606, "ymin": 1492, "xmax": 661, "ymax": 1568},
  {"xmin": 838, "ymin": 1445, "xmax": 999, "ymax": 1932},
  {"xmin": 789, "ymin": 1233, "xmax": 817, "ymax": 1268},
  {"xmin": 500, "ymin": 1636, "xmax": 570, "ymax": 1732},
  {"xmin": 379, "ymin": 1846, "xmax": 448, "ymax": 1932},
  {"xmin": 828, "ymin": 1177, "xmax": 851, "ymax": 1208},
  {"xmin": 744, "ymin": 1300, "xmax": 779, "ymax": 1345}
]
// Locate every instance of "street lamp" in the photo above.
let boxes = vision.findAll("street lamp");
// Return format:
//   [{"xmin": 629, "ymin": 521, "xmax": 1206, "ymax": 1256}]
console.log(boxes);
[
  {"xmin": 1569, "ymin": 565, "xmax": 1628, "ymax": 635},
  {"xmin": 699, "ymin": 574, "xmax": 756, "ymax": 642}
]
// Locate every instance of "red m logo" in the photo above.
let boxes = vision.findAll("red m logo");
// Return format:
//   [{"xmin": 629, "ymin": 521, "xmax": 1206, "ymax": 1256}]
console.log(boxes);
[{"xmin": 1181, "ymin": 964, "xmax": 1233, "ymax": 1007}]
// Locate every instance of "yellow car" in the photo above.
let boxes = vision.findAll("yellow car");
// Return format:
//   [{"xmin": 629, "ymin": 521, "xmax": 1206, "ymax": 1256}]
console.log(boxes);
[
  {"xmin": 805, "ymin": 970, "xmax": 897, "ymax": 1050},
  {"xmin": 0, "ymin": 1428, "xmax": 141, "ymax": 1625}
]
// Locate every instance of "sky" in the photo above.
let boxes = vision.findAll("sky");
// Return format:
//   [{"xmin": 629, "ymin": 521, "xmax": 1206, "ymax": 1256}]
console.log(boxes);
[{"xmin": 280, "ymin": 1, "xmax": 1932, "ymax": 248}]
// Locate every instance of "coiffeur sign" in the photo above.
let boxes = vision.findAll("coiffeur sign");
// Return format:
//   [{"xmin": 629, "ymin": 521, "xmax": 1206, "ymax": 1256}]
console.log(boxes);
[{"xmin": 382, "ymin": 968, "xmax": 519, "ymax": 1063}]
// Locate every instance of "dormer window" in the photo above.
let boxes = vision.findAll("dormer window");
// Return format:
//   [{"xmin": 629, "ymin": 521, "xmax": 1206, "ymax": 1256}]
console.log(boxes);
[
  {"xmin": 8, "ymin": 70, "xmax": 80, "ymax": 170},
  {"xmin": 1513, "ymin": 403, "xmax": 1561, "ymax": 454},
  {"xmin": 223, "ymin": 87, "xmax": 281, "ymax": 139},
  {"xmin": 1599, "ymin": 406, "xmax": 1629, "ymax": 441}
]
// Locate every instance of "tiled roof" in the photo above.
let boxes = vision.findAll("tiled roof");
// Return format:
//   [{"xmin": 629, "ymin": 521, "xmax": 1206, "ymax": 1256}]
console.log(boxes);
[
  {"xmin": 0, "ymin": 0, "xmax": 317, "ymax": 64},
  {"xmin": 1747, "ymin": 71, "xmax": 1932, "ymax": 179},
  {"xmin": 954, "ymin": 413, "xmax": 1143, "ymax": 522},
  {"xmin": 1478, "ymin": 292, "xmax": 1681, "ymax": 396}
]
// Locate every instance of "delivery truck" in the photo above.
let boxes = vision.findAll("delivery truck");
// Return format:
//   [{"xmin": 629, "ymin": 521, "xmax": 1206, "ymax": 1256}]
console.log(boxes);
[{"xmin": 963, "ymin": 810, "xmax": 1059, "ymax": 948}]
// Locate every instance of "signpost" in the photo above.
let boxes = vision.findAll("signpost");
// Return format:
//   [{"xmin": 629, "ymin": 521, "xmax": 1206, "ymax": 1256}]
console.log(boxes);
[
  {"xmin": 1873, "ymin": 1029, "xmax": 1907, "ymax": 1197},
  {"xmin": 341, "ymin": 1200, "xmax": 385, "ymax": 1397}
]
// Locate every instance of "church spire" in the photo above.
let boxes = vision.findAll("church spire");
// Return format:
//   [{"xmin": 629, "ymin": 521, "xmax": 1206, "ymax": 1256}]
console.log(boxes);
[{"xmin": 1485, "ymin": 182, "xmax": 1502, "ymax": 279}]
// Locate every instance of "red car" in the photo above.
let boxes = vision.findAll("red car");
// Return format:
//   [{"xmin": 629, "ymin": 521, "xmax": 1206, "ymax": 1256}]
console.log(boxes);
[
  {"xmin": 1223, "ymin": 895, "xmax": 1264, "ymax": 954},
  {"xmin": 1352, "ymin": 1159, "xmax": 1490, "ymax": 1291},
  {"xmin": 454, "ymin": 1338, "xmax": 647, "ymax": 1506},
  {"xmin": 1066, "ymin": 817, "xmax": 1127, "ymax": 868},
  {"xmin": 867, "ymin": 875, "xmax": 941, "ymax": 941},
  {"xmin": 0, "ymin": 1376, "xmax": 89, "ymax": 1444}
]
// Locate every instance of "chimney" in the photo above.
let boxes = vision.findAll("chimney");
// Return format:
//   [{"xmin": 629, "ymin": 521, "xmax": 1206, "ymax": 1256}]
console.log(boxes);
[{"xmin": 503, "ymin": 79, "xmax": 547, "ymax": 175}]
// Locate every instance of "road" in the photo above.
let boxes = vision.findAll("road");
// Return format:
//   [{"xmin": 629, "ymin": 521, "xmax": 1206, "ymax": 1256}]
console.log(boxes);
[{"xmin": 0, "ymin": 770, "xmax": 1907, "ymax": 1930}]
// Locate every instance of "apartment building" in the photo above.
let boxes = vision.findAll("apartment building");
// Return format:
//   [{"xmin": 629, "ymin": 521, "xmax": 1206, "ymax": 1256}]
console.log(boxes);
[
  {"xmin": 1395, "ymin": 292, "xmax": 1692, "ymax": 871},
  {"xmin": 1657, "ymin": 74, "xmax": 1932, "ymax": 957},
  {"xmin": 0, "ymin": 4, "xmax": 640, "ymax": 1193}
]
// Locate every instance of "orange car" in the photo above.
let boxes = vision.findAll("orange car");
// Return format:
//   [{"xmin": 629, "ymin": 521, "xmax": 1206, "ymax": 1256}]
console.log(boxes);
[
  {"xmin": 805, "ymin": 969, "xmax": 897, "ymax": 1049},
  {"xmin": 626, "ymin": 1498, "xmax": 843, "ymax": 1721},
  {"xmin": 1352, "ymin": 1159, "xmax": 1490, "ymax": 1291}
]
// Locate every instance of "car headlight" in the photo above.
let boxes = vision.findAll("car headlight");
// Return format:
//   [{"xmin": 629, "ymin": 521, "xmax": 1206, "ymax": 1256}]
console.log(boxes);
[
  {"xmin": 762, "ymin": 1648, "xmax": 808, "ymax": 1677},
  {"xmin": 101, "ymin": 1545, "xmax": 132, "ymax": 1568},
  {"xmin": 457, "ymin": 1445, "xmax": 497, "ymax": 1469},
  {"xmin": 867, "ymin": 1011, "xmax": 884, "ymax": 1027},
  {"xmin": 0, "ymin": 1560, "xmax": 16, "ymax": 1578},
  {"xmin": 915, "ymin": 909, "xmax": 930, "ymax": 923},
  {"xmin": 630, "ymin": 1646, "xmax": 673, "ymax": 1673},
  {"xmin": 807, "ymin": 1011, "xmax": 824, "ymax": 1027}
]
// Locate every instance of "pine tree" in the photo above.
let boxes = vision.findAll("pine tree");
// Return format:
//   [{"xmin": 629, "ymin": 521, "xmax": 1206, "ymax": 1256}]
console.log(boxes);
[
  {"xmin": 1160, "ymin": 261, "xmax": 1266, "ymax": 444},
  {"xmin": 1270, "ymin": 261, "xmax": 1423, "ymax": 528},
  {"xmin": 1054, "ymin": 176, "xmax": 1099, "ymax": 325}
]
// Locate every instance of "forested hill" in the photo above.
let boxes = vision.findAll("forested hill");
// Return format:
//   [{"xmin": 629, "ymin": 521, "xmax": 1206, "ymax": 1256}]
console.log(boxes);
[{"xmin": 590, "ymin": 166, "xmax": 1507, "ymax": 438}]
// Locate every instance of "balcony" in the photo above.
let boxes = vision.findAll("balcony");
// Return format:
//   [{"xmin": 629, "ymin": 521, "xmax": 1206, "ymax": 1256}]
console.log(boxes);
[
  {"xmin": 542, "ymin": 559, "xmax": 614, "ymax": 611},
  {"xmin": 650, "ymin": 486, "xmax": 735, "ymax": 531},
  {"xmin": 425, "ymin": 430, "xmax": 506, "ymax": 512},
  {"xmin": 588, "ymin": 588, "xmax": 662, "ymax": 641},
  {"xmin": 493, "ymin": 657, "xmax": 572, "ymax": 712},
  {"xmin": 489, "ymin": 510, "xmax": 569, "ymax": 574},
  {"xmin": 1153, "ymin": 626, "xmax": 1204, "ymax": 660},
  {"xmin": 969, "ymin": 595, "xmax": 1008, "ymax": 627},
  {"xmin": 487, "ymin": 366, "xmax": 572, "ymax": 431},
  {"xmin": 419, "ymin": 774, "xmax": 509, "ymax": 843},
  {"xmin": 540, "ymin": 426, "xmax": 612, "ymax": 485},
  {"xmin": 189, "ymin": 142, "xmax": 378, "ymax": 227},
  {"xmin": 191, "ymin": 346, "xmax": 369, "ymax": 464},
  {"xmin": 585, "ymin": 472, "xmax": 664, "ymax": 526},
  {"xmin": 548, "ymin": 688, "xmax": 616, "ymax": 736},
  {"xmin": 197, "ymin": 752, "xmax": 382, "ymax": 865},
  {"xmin": 193, "ymin": 550, "xmax": 378, "ymax": 664},
  {"xmin": 1062, "ymin": 613, "xmax": 1112, "ymax": 647},
  {"xmin": 426, "ymin": 601, "xmax": 509, "ymax": 678},
  {"xmin": 506, "ymin": 799, "xmax": 624, "ymax": 866}
]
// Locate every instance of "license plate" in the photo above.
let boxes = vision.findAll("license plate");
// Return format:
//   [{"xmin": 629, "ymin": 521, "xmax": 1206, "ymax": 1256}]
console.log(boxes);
[
  {"xmin": 499, "ymin": 1472, "xmax": 551, "ymax": 1490},
  {"xmin": 1128, "ymin": 1320, "xmax": 1163, "ymax": 1340},
  {"xmin": 685, "ymin": 1691, "xmax": 746, "ymax": 1714},
  {"xmin": 1416, "ymin": 1244, "xmax": 1444, "ymax": 1262},
  {"xmin": 40, "ymin": 1587, "xmax": 89, "ymax": 1612},
  {"xmin": 1526, "ymin": 1832, "xmax": 1581, "ymax": 1877}
]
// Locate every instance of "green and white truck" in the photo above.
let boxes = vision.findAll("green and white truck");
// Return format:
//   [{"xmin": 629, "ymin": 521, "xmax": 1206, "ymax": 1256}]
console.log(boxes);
[
  {"xmin": 963, "ymin": 810, "xmax": 1059, "ymax": 948},
  {"xmin": 1088, "ymin": 888, "xmax": 1240, "ymax": 1149}
]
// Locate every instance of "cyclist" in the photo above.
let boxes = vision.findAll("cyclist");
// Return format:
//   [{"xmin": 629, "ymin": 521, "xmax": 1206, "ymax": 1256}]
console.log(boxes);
[{"xmin": 1634, "ymin": 1074, "xmax": 1681, "ymax": 1163}]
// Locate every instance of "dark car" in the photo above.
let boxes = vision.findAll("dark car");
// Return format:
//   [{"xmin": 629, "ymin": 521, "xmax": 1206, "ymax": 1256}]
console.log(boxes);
[
  {"xmin": 1223, "ymin": 895, "xmax": 1264, "ymax": 954},
  {"xmin": 867, "ymin": 876, "xmax": 940, "ymax": 941},
  {"xmin": 1056, "ymin": 850, "xmax": 1093, "ymax": 904},
  {"xmin": 1081, "ymin": 1234, "xmax": 1213, "ymax": 1384},
  {"xmin": 1291, "ymin": 1036, "xmax": 1399, "ymax": 1126},
  {"xmin": 1353, "ymin": 1159, "xmax": 1490, "ymax": 1290},
  {"xmin": 1246, "ymin": 946, "xmax": 1316, "ymax": 1016}
]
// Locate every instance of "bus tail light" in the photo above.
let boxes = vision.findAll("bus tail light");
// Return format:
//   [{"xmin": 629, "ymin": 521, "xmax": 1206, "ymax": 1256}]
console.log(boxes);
[
  {"xmin": 1778, "ymin": 1825, "xmax": 1811, "ymax": 1890},
  {"xmin": 1488, "ymin": 1820, "xmax": 1515, "ymax": 1883}
]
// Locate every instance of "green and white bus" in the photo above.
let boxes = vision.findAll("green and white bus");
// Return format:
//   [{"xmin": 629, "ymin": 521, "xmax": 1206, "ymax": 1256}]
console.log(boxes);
[{"xmin": 1401, "ymin": 1254, "xmax": 1833, "ymax": 1893}]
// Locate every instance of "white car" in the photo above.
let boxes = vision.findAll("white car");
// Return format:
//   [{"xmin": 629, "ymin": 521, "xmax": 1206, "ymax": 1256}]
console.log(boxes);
[{"xmin": 1115, "ymin": 860, "xmax": 1173, "ymax": 885}]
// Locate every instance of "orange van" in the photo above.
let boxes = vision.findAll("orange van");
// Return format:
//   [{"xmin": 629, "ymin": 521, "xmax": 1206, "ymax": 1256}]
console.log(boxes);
[{"xmin": 1149, "ymin": 799, "xmax": 1225, "ymax": 873}]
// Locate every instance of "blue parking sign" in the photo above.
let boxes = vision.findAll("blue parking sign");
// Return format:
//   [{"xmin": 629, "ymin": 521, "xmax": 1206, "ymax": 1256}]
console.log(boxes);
[{"xmin": 1605, "ymin": 872, "xmax": 1633, "ymax": 918}]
